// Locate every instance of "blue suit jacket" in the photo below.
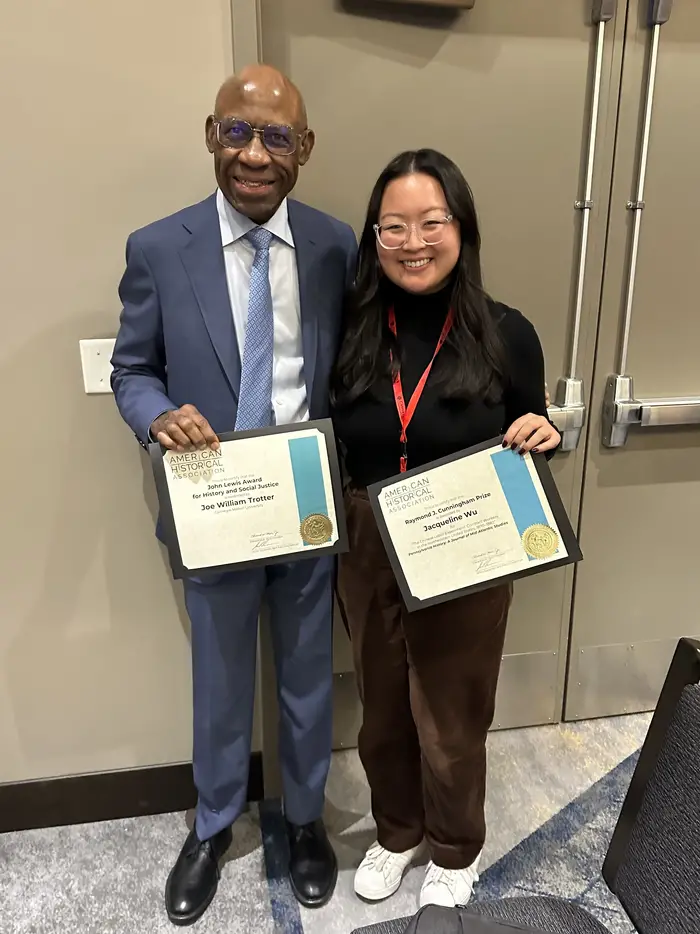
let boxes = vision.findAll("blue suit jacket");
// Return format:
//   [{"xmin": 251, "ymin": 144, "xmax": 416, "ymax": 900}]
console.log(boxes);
[{"xmin": 111, "ymin": 193, "xmax": 357, "ymax": 445}]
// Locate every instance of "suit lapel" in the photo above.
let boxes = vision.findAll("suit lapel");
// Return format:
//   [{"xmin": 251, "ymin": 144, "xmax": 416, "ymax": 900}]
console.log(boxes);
[
  {"xmin": 289, "ymin": 200, "xmax": 319, "ymax": 401},
  {"xmin": 179, "ymin": 195, "xmax": 241, "ymax": 399}
]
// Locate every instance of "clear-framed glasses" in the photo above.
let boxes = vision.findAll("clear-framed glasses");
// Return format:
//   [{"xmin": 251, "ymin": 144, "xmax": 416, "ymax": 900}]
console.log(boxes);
[
  {"xmin": 215, "ymin": 117, "xmax": 305, "ymax": 156},
  {"xmin": 373, "ymin": 215, "xmax": 454, "ymax": 250}
]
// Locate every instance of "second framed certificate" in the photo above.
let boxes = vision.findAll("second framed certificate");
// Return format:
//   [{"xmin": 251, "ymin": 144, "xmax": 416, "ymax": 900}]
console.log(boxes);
[
  {"xmin": 151, "ymin": 419, "xmax": 348, "ymax": 579},
  {"xmin": 367, "ymin": 437, "xmax": 582, "ymax": 611}
]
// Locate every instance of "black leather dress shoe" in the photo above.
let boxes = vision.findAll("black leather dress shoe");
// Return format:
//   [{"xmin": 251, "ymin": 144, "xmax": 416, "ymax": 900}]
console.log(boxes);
[
  {"xmin": 287, "ymin": 819, "xmax": 338, "ymax": 908},
  {"xmin": 165, "ymin": 826, "xmax": 232, "ymax": 926}
]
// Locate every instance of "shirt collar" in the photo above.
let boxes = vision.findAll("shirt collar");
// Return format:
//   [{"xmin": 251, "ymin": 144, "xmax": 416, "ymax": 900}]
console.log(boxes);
[{"xmin": 216, "ymin": 188, "xmax": 294, "ymax": 249}]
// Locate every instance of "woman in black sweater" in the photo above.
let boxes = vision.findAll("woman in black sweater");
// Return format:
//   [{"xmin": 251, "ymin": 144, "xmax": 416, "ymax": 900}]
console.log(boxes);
[{"xmin": 331, "ymin": 150, "xmax": 560, "ymax": 910}]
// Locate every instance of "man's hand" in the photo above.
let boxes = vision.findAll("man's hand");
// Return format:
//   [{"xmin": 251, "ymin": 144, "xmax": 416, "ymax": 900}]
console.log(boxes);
[{"xmin": 150, "ymin": 405, "xmax": 219, "ymax": 452}]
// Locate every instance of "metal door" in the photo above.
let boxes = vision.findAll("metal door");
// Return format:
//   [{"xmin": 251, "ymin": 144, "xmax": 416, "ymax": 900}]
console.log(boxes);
[
  {"xmin": 566, "ymin": 0, "xmax": 700, "ymax": 719},
  {"xmin": 250, "ymin": 0, "xmax": 625, "ymax": 742}
]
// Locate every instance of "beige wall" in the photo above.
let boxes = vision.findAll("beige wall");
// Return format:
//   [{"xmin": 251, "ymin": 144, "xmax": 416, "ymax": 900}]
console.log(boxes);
[{"xmin": 0, "ymin": 0, "xmax": 238, "ymax": 783}]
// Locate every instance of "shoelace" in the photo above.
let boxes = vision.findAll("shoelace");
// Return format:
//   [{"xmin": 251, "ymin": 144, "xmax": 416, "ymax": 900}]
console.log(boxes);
[
  {"xmin": 362, "ymin": 843, "xmax": 406, "ymax": 877},
  {"xmin": 424, "ymin": 862, "xmax": 479, "ymax": 891},
  {"xmin": 185, "ymin": 838, "xmax": 211, "ymax": 862}
]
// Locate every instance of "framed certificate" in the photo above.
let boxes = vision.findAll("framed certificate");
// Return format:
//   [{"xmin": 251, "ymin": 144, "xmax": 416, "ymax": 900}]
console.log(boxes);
[
  {"xmin": 150, "ymin": 419, "xmax": 348, "ymax": 579},
  {"xmin": 367, "ymin": 437, "xmax": 582, "ymax": 611}
]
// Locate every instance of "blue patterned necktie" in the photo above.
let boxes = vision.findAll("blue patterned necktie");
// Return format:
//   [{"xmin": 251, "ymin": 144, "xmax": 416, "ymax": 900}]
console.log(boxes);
[{"xmin": 235, "ymin": 227, "xmax": 274, "ymax": 431}]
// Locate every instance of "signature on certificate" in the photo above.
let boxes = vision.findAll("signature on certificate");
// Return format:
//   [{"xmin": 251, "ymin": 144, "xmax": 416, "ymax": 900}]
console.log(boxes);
[
  {"xmin": 251, "ymin": 531, "xmax": 283, "ymax": 553},
  {"xmin": 474, "ymin": 548, "xmax": 511, "ymax": 573}
]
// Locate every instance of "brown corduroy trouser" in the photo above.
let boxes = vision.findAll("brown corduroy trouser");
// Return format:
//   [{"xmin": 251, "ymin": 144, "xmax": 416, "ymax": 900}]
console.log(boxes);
[{"xmin": 336, "ymin": 486, "xmax": 512, "ymax": 870}]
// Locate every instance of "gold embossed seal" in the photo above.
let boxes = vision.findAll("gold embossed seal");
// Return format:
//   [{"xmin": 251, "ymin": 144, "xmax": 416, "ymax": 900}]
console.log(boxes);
[
  {"xmin": 300, "ymin": 513, "xmax": 333, "ymax": 545},
  {"xmin": 522, "ymin": 523, "xmax": 559, "ymax": 559}
]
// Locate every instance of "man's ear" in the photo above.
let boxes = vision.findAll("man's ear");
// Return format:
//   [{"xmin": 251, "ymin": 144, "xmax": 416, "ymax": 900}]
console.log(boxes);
[
  {"xmin": 205, "ymin": 115, "xmax": 217, "ymax": 154},
  {"xmin": 298, "ymin": 128, "xmax": 315, "ymax": 166}
]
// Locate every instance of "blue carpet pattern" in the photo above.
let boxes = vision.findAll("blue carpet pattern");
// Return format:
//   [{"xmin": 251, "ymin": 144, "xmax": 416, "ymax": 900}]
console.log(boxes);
[
  {"xmin": 260, "ymin": 753, "xmax": 640, "ymax": 934},
  {"xmin": 1, "ymin": 723, "xmax": 648, "ymax": 934},
  {"xmin": 472, "ymin": 752, "xmax": 639, "ymax": 933},
  {"xmin": 260, "ymin": 800, "xmax": 305, "ymax": 934}
]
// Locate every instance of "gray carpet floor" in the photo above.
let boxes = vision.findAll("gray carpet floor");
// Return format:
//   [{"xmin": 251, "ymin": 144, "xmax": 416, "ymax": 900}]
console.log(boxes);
[{"xmin": 1, "ymin": 713, "xmax": 650, "ymax": 934}]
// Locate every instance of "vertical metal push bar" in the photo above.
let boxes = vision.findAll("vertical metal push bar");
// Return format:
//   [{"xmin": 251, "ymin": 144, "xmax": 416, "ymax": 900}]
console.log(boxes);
[
  {"xmin": 602, "ymin": 0, "xmax": 677, "ymax": 448},
  {"xmin": 547, "ymin": 0, "xmax": 615, "ymax": 450},
  {"xmin": 569, "ymin": 0, "xmax": 615, "ymax": 379}
]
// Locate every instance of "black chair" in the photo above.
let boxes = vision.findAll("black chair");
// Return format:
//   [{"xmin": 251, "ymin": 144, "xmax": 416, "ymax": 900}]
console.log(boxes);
[{"xmin": 351, "ymin": 637, "xmax": 700, "ymax": 934}]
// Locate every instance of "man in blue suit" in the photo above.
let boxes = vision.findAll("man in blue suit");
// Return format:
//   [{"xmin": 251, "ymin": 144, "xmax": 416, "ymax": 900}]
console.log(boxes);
[{"xmin": 111, "ymin": 64, "xmax": 356, "ymax": 925}]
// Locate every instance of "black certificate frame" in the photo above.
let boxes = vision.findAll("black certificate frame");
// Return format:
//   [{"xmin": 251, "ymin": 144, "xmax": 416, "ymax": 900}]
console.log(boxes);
[
  {"xmin": 150, "ymin": 418, "xmax": 348, "ymax": 580},
  {"xmin": 367, "ymin": 436, "xmax": 583, "ymax": 612}
]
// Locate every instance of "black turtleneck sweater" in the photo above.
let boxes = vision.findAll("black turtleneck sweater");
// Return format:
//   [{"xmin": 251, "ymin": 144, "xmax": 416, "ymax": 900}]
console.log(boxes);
[{"xmin": 331, "ymin": 286, "xmax": 551, "ymax": 488}]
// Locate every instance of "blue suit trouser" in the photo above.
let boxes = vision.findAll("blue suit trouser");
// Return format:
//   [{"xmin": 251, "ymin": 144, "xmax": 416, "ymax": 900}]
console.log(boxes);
[{"xmin": 183, "ymin": 556, "xmax": 334, "ymax": 840}]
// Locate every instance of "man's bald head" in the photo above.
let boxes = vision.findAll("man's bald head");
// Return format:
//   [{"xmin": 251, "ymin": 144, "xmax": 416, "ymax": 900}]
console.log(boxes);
[
  {"xmin": 214, "ymin": 64, "xmax": 308, "ymax": 128},
  {"xmin": 206, "ymin": 64, "xmax": 314, "ymax": 223}
]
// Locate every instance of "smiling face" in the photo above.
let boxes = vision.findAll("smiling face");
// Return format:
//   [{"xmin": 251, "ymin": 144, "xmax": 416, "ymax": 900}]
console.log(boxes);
[
  {"xmin": 376, "ymin": 172, "xmax": 461, "ymax": 294},
  {"xmin": 206, "ymin": 66, "xmax": 314, "ymax": 224}
]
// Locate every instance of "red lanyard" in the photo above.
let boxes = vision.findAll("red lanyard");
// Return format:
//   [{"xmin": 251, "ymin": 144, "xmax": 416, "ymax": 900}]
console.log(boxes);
[{"xmin": 388, "ymin": 305, "xmax": 454, "ymax": 472}]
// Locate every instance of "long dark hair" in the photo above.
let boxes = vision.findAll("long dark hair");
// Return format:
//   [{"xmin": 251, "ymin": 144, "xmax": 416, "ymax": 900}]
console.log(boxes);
[{"xmin": 332, "ymin": 149, "xmax": 507, "ymax": 406}]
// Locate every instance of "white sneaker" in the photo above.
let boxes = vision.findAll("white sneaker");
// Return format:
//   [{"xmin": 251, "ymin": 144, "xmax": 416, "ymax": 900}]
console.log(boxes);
[
  {"xmin": 419, "ymin": 854, "xmax": 481, "ymax": 908},
  {"xmin": 354, "ymin": 841, "xmax": 423, "ymax": 901}
]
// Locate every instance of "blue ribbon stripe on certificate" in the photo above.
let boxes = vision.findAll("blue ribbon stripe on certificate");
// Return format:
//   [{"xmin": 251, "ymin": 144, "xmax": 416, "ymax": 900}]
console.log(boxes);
[
  {"xmin": 490, "ymin": 449, "xmax": 554, "ymax": 560},
  {"xmin": 288, "ymin": 435, "xmax": 331, "ymax": 545}
]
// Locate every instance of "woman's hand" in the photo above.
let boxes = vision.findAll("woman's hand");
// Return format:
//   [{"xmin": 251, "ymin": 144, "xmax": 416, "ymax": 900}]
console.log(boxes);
[{"xmin": 503, "ymin": 413, "xmax": 561, "ymax": 455}]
